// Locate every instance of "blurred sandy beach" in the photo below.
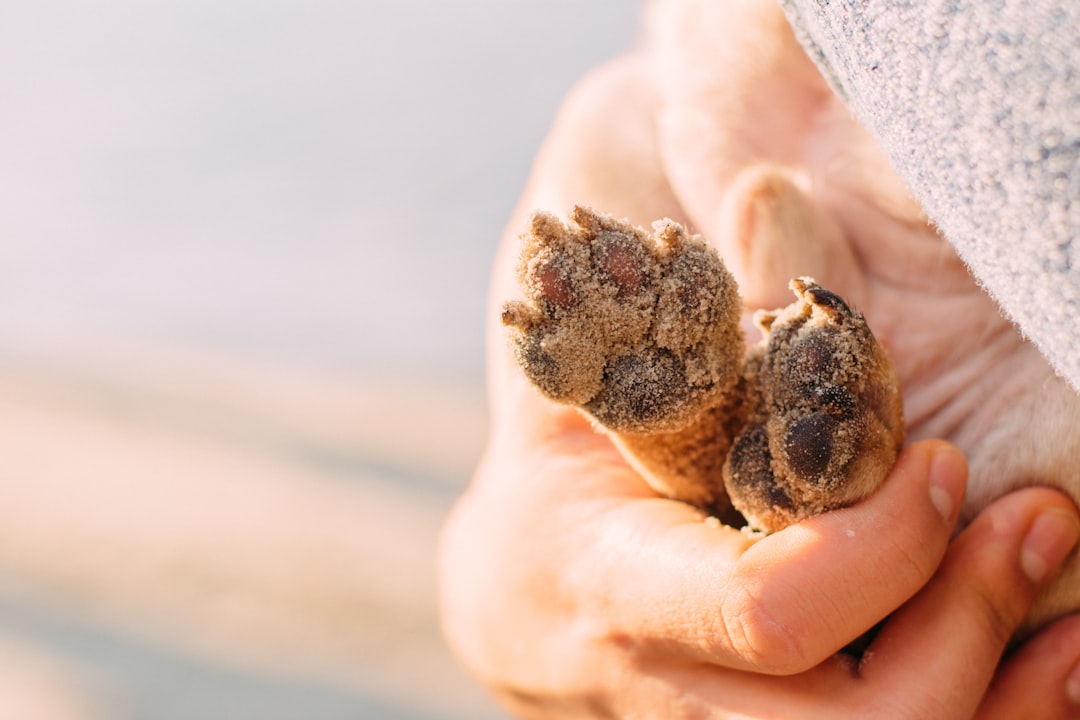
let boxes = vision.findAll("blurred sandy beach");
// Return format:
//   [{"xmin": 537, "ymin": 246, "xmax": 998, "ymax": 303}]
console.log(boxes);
[{"xmin": 0, "ymin": 2, "xmax": 640, "ymax": 718}]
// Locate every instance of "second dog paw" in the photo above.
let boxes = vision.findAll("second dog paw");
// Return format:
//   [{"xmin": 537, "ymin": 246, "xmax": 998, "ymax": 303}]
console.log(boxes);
[{"xmin": 724, "ymin": 278, "xmax": 905, "ymax": 531}]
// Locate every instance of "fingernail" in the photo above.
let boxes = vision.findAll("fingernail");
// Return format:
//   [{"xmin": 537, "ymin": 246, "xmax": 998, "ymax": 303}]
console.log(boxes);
[
  {"xmin": 1020, "ymin": 509, "xmax": 1080, "ymax": 584},
  {"xmin": 1066, "ymin": 658, "xmax": 1080, "ymax": 706},
  {"xmin": 927, "ymin": 444, "xmax": 966, "ymax": 522}
]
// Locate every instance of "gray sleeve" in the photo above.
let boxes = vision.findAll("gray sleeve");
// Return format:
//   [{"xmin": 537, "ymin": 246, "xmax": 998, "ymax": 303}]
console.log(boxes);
[{"xmin": 780, "ymin": 0, "xmax": 1080, "ymax": 391}]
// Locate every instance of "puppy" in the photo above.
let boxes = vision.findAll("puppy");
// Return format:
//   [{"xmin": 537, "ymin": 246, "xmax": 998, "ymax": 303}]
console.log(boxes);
[{"xmin": 503, "ymin": 0, "xmax": 1080, "ymax": 637}]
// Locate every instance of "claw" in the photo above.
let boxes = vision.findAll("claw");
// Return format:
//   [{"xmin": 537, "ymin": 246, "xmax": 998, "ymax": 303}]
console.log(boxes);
[
  {"xmin": 528, "ymin": 211, "xmax": 567, "ymax": 245},
  {"xmin": 806, "ymin": 286, "xmax": 851, "ymax": 315},
  {"xmin": 653, "ymin": 219, "xmax": 688, "ymax": 250},
  {"xmin": 754, "ymin": 309, "xmax": 779, "ymax": 333},
  {"xmin": 569, "ymin": 204, "xmax": 603, "ymax": 234},
  {"xmin": 789, "ymin": 276, "xmax": 814, "ymax": 297},
  {"xmin": 790, "ymin": 276, "xmax": 852, "ymax": 318},
  {"xmin": 500, "ymin": 300, "xmax": 539, "ymax": 328}
]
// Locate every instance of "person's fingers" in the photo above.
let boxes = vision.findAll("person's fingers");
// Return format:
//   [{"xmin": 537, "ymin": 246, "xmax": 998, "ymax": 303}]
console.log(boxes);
[
  {"xmin": 566, "ymin": 489, "xmax": 1080, "ymax": 720},
  {"xmin": 579, "ymin": 439, "xmax": 967, "ymax": 674},
  {"xmin": 860, "ymin": 487, "xmax": 1080, "ymax": 718},
  {"xmin": 977, "ymin": 614, "xmax": 1080, "ymax": 720}
]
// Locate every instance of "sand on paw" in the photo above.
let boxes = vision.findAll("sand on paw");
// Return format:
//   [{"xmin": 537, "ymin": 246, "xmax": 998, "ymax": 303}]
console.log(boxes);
[{"xmin": 502, "ymin": 206, "xmax": 904, "ymax": 531}]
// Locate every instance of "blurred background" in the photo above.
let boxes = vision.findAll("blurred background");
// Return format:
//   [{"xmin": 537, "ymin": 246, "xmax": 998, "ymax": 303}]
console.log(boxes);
[{"xmin": 0, "ymin": 2, "xmax": 641, "ymax": 718}]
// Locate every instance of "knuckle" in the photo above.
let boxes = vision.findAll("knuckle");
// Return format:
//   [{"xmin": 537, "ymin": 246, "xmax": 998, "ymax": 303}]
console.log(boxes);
[
  {"xmin": 717, "ymin": 582, "xmax": 813, "ymax": 674},
  {"xmin": 958, "ymin": 536, "xmax": 1031, "ymax": 644},
  {"xmin": 968, "ymin": 581, "xmax": 1025, "ymax": 648}
]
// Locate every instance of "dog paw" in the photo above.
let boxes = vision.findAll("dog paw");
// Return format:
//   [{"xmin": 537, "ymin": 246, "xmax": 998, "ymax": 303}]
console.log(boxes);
[
  {"xmin": 723, "ymin": 278, "xmax": 905, "ymax": 531},
  {"xmin": 501, "ymin": 206, "xmax": 744, "ymax": 433}
]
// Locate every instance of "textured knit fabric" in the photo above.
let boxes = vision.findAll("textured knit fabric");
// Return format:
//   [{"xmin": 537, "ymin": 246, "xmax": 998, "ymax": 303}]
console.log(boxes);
[{"xmin": 781, "ymin": 0, "xmax": 1080, "ymax": 391}]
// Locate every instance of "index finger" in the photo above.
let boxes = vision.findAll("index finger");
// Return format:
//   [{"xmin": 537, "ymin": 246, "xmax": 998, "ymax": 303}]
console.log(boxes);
[{"xmin": 577, "ymin": 440, "xmax": 966, "ymax": 675}]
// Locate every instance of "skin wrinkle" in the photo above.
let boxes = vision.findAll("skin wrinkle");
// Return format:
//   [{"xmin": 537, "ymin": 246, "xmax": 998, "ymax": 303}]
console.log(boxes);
[
  {"xmin": 754, "ymin": 553, "xmax": 867, "ymax": 671},
  {"xmin": 718, "ymin": 566, "xmax": 812, "ymax": 674},
  {"xmin": 905, "ymin": 325, "xmax": 1025, "ymax": 444},
  {"xmin": 603, "ymin": 525, "xmax": 744, "ymax": 660},
  {"xmin": 625, "ymin": 517, "xmax": 727, "ymax": 655},
  {"xmin": 944, "ymin": 350, "xmax": 1039, "ymax": 452}
]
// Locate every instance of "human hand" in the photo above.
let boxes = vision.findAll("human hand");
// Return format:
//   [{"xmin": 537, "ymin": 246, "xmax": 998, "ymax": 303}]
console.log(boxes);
[
  {"xmin": 439, "ymin": 360, "xmax": 1080, "ymax": 717},
  {"xmin": 444, "ymin": 209, "xmax": 1080, "ymax": 715},
  {"xmin": 440, "ymin": 14, "xmax": 1080, "ymax": 713}
]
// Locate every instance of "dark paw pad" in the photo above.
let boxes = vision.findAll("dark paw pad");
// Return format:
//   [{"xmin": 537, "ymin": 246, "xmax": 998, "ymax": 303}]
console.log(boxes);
[
  {"xmin": 782, "ymin": 411, "xmax": 837, "ymax": 481},
  {"xmin": 724, "ymin": 424, "xmax": 796, "ymax": 527},
  {"xmin": 586, "ymin": 349, "xmax": 688, "ymax": 430}
]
